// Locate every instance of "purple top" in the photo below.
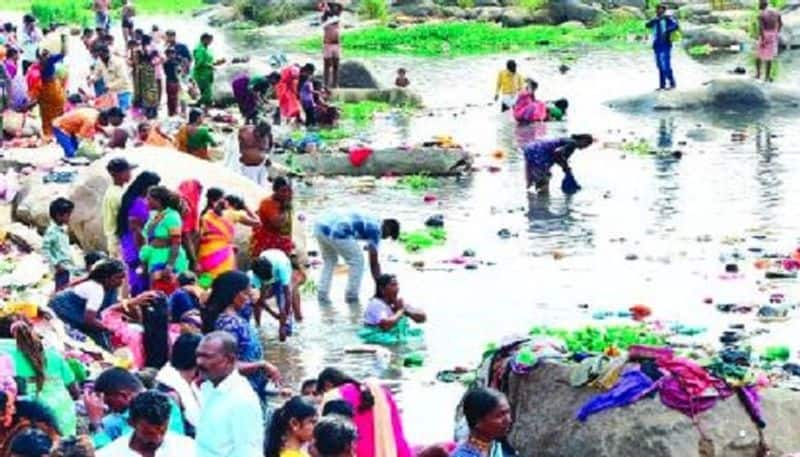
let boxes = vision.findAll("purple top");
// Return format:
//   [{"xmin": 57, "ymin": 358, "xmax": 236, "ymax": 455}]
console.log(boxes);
[
  {"xmin": 300, "ymin": 80, "xmax": 315, "ymax": 108},
  {"xmin": 231, "ymin": 73, "xmax": 257, "ymax": 117},
  {"xmin": 120, "ymin": 197, "xmax": 150, "ymax": 264}
]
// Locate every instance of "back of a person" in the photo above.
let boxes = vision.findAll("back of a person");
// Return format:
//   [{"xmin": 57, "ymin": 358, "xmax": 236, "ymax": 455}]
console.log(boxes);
[{"xmin": 53, "ymin": 107, "xmax": 98, "ymax": 135}]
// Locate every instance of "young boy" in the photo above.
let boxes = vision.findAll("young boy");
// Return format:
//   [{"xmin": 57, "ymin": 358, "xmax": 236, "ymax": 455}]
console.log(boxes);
[
  {"xmin": 163, "ymin": 47, "xmax": 181, "ymax": 117},
  {"xmin": 395, "ymin": 68, "xmax": 409, "ymax": 88},
  {"xmin": 43, "ymin": 197, "xmax": 75, "ymax": 291}
]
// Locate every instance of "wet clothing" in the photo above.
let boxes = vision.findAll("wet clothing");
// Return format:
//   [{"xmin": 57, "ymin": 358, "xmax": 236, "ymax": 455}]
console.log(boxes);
[
  {"xmin": 192, "ymin": 44, "xmax": 215, "ymax": 106},
  {"xmin": 758, "ymin": 29, "xmax": 779, "ymax": 61},
  {"xmin": 576, "ymin": 366, "xmax": 657, "ymax": 421},
  {"xmin": 522, "ymin": 138, "xmax": 572, "ymax": 186},
  {"xmin": 231, "ymin": 74, "xmax": 267, "ymax": 121}
]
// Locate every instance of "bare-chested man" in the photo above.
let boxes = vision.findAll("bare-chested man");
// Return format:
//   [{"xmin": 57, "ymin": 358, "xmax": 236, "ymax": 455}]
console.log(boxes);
[
  {"xmin": 756, "ymin": 0, "xmax": 782, "ymax": 82},
  {"xmin": 237, "ymin": 121, "xmax": 273, "ymax": 187}
]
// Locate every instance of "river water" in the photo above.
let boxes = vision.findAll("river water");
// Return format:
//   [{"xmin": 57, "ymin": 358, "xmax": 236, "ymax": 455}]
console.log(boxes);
[{"xmin": 9, "ymin": 10, "xmax": 800, "ymax": 444}]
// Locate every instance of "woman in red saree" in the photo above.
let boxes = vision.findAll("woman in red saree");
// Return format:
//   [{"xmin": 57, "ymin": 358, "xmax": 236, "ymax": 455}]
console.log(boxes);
[
  {"xmin": 275, "ymin": 65, "xmax": 301, "ymax": 122},
  {"xmin": 250, "ymin": 177, "xmax": 294, "ymax": 258}
]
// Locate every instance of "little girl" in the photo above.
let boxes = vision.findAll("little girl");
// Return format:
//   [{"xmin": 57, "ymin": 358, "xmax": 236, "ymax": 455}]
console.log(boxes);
[{"xmin": 265, "ymin": 396, "xmax": 318, "ymax": 457}]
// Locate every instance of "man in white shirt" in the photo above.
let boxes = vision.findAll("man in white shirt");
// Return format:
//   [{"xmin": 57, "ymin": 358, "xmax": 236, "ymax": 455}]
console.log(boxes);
[
  {"xmin": 97, "ymin": 390, "xmax": 195, "ymax": 457},
  {"xmin": 195, "ymin": 331, "xmax": 264, "ymax": 457}
]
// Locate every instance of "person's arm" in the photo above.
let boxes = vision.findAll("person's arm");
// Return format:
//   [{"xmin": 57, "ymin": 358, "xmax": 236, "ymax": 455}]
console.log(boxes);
[
  {"xmin": 645, "ymin": 17, "xmax": 657, "ymax": 28},
  {"xmin": 667, "ymin": 17, "xmax": 679, "ymax": 33},
  {"xmin": 494, "ymin": 71, "xmax": 502, "ymax": 99},
  {"xmin": 236, "ymin": 209, "xmax": 261, "ymax": 228},
  {"xmin": 368, "ymin": 244, "xmax": 381, "ymax": 282},
  {"xmin": 377, "ymin": 306, "xmax": 405, "ymax": 331},
  {"xmin": 553, "ymin": 145, "xmax": 574, "ymax": 173},
  {"xmin": 398, "ymin": 298, "xmax": 427, "ymax": 324}
]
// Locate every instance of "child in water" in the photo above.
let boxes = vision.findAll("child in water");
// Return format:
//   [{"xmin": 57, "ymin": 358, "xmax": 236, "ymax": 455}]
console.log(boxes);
[
  {"xmin": 395, "ymin": 68, "xmax": 410, "ymax": 88},
  {"xmin": 523, "ymin": 134, "xmax": 593, "ymax": 194}
]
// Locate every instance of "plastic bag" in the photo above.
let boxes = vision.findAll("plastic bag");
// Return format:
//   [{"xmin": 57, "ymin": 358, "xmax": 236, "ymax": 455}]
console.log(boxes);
[{"xmin": 561, "ymin": 171, "xmax": 582, "ymax": 194}]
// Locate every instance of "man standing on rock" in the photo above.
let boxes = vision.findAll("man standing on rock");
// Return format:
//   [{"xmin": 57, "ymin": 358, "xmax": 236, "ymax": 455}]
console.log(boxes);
[
  {"xmin": 756, "ymin": 0, "xmax": 782, "ymax": 82},
  {"xmin": 646, "ymin": 4, "xmax": 679, "ymax": 91}
]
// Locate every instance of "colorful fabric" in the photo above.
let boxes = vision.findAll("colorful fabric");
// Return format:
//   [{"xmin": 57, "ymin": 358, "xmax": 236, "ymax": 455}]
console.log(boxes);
[
  {"xmin": 53, "ymin": 107, "xmax": 100, "ymax": 138},
  {"xmin": 137, "ymin": 55, "xmax": 159, "ymax": 111},
  {"xmin": 336, "ymin": 382, "xmax": 412, "ymax": 457},
  {"xmin": 495, "ymin": 69, "xmax": 523, "ymax": 96},
  {"xmin": 357, "ymin": 316, "xmax": 423, "ymax": 346},
  {"xmin": 513, "ymin": 90, "xmax": 547, "ymax": 123},
  {"xmin": 576, "ymin": 367, "xmax": 658, "ymax": 421},
  {"xmin": 251, "ymin": 198, "xmax": 293, "ymax": 257},
  {"xmin": 0, "ymin": 338, "xmax": 78, "ymax": 436},
  {"xmin": 177, "ymin": 180, "xmax": 202, "ymax": 234},
  {"xmin": 140, "ymin": 208, "xmax": 189, "ymax": 274},
  {"xmin": 197, "ymin": 210, "xmax": 238, "ymax": 288},
  {"xmin": 120, "ymin": 197, "xmax": 150, "ymax": 295},
  {"xmin": 757, "ymin": 29, "xmax": 779, "ymax": 61},
  {"xmin": 192, "ymin": 44, "xmax": 214, "ymax": 106},
  {"xmin": 214, "ymin": 313, "xmax": 267, "ymax": 400},
  {"xmin": 101, "ymin": 309, "xmax": 145, "ymax": 369},
  {"xmin": 231, "ymin": 73, "xmax": 257, "ymax": 119},
  {"xmin": 39, "ymin": 78, "xmax": 65, "ymax": 137},
  {"xmin": 276, "ymin": 65, "xmax": 301, "ymax": 120}
]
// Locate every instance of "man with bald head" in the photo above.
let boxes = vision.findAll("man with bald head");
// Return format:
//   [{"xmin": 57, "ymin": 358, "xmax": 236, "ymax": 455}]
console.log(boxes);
[{"xmin": 195, "ymin": 331, "xmax": 264, "ymax": 457}]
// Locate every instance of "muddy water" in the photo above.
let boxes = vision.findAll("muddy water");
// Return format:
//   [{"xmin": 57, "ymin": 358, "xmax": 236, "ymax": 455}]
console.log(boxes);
[{"xmin": 10, "ymin": 10, "xmax": 800, "ymax": 444}]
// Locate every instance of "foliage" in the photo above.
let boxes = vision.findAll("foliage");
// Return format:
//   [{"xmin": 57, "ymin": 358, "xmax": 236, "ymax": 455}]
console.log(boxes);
[
  {"xmin": 516, "ymin": 0, "xmax": 546, "ymax": 14},
  {"xmin": 397, "ymin": 172, "xmax": 437, "ymax": 191},
  {"xmin": 298, "ymin": 19, "xmax": 647, "ymax": 56},
  {"xmin": 687, "ymin": 44, "xmax": 713, "ymax": 56},
  {"xmin": 340, "ymin": 100, "xmax": 392, "ymax": 124},
  {"xmin": 528, "ymin": 325, "xmax": 666, "ymax": 353},
  {"xmin": 31, "ymin": 0, "xmax": 93, "ymax": 27},
  {"xmin": 620, "ymin": 139, "xmax": 654, "ymax": 155},
  {"xmin": 359, "ymin": 0, "xmax": 389, "ymax": 20},
  {"xmin": 457, "ymin": 0, "xmax": 476, "ymax": 9},
  {"xmin": 399, "ymin": 227, "xmax": 447, "ymax": 252},
  {"xmin": 234, "ymin": 0, "xmax": 302, "ymax": 25}
]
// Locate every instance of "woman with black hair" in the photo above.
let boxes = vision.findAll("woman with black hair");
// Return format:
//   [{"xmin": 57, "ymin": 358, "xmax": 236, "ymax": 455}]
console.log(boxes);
[
  {"xmin": 364, "ymin": 274, "xmax": 426, "ymax": 331},
  {"xmin": 155, "ymin": 333, "xmax": 202, "ymax": 435},
  {"xmin": 140, "ymin": 186, "xmax": 189, "ymax": 293},
  {"xmin": 117, "ymin": 170, "xmax": 161, "ymax": 295},
  {"xmin": 0, "ymin": 390, "xmax": 61, "ymax": 456},
  {"xmin": 49, "ymin": 259, "xmax": 155, "ymax": 349},
  {"xmin": 452, "ymin": 387, "xmax": 518, "ymax": 457},
  {"xmin": 264, "ymin": 396, "xmax": 317, "ymax": 457},
  {"xmin": 0, "ymin": 314, "xmax": 79, "ymax": 436},
  {"xmin": 201, "ymin": 271, "xmax": 281, "ymax": 402},
  {"xmin": 316, "ymin": 367, "xmax": 412, "ymax": 457}
]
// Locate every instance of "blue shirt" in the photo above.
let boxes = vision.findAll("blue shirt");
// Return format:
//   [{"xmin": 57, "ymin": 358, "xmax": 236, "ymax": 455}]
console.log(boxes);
[
  {"xmin": 92, "ymin": 399, "xmax": 185, "ymax": 448},
  {"xmin": 314, "ymin": 211, "xmax": 382, "ymax": 249},
  {"xmin": 249, "ymin": 249, "xmax": 292, "ymax": 288},
  {"xmin": 647, "ymin": 16, "xmax": 678, "ymax": 49},
  {"xmin": 168, "ymin": 288, "xmax": 199, "ymax": 322}
]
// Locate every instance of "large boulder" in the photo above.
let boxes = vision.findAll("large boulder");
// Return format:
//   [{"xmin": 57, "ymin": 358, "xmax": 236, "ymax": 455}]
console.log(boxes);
[
  {"xmin": 12, "ymin": 148, "xmax": 307, "ymax": 264},
  {"xmin": 500, "ymin": 7, "xmax": 553, "ymax": 27},
  {"xmin": 681, "ymin": 24, "xmax": 749, "ymax": 50},
  {"xmin": 475, "ymin": 6, "xmax": 505, "ymax": 21},
  {"xmin": 606, "ymin": 77, "xmax": 800, "ymax": 112},
  {"xmin": 607, "ymin": 6, "xmax": 645, "ymax": 21},
  {"xmin": 548, "ymin": 0, "xmax": 605, "ymax": 24},
  {"xmin": 678, "ymin": 2, "xmax": 712, "ymax": 20},
  {"xmin": 780, "ymin": 8, "xmax": 800, "ymax": 48},
  {"xmin": 503, "ymin": 362, "xmax": 800, "ymax": 456},
  {"xmin": 338, "ymin": 61, "xmax": 381, "ymax": 89}
]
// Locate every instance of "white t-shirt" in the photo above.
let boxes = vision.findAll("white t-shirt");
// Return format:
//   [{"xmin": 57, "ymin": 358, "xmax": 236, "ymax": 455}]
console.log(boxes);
[
  {"xmin": 97, "ymin": 432, "xmax": 197, "ymax": 457},
  {"xmin": 364, "ymin": 297, "xmax": 393, "ymax": 326},
  {"xmin": 73, "ymin": 280, "xmax": 105, "ymax": 312}
]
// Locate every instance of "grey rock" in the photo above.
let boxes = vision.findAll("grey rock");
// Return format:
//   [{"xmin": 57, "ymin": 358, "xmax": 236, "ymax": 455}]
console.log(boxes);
[
  {"xmin": 474, "ymin": 0, "xmax": 501, "ymax": 7},
  {"xmin": 678, "ymin": 2, "xmax": 712, "ymax": 18},
  {"xmin": 681, "ymin": 24, "xmax": 748, "ymax": 49},
  {"xmin": 499, "ymin": 362, "xmax": 800, "ymax": 457},
  {"xmin": 395, "ymin": 0, "xmax": 439, "ymax": 16},
  {"xmin": 440, "ymin": 6, "xmax": 469, "ymax": 18},
  {"xmin": 338, "ymin": 61, "xmax": 380, "ymax": 89},
  {"xmin": 780, "ymin": 8, "xmax": 800, "ymax": 48},
  {"xmin": 475, "ymin": 6, "xmax": 504, "ymax": 21},
  {"xmin": 501, "ymin": 7, "xmax": 552, "ymax": 26},
  {"xmin": 608, "ymin": 5, "xmax": 646, "ymax": 20},
  {"xmin": 606, "ymin": 77, "xmax": 800, "ymax": 112},
  {"xmin": 548, "ymin": 0, "xmax": 604, "ymax": 24}
]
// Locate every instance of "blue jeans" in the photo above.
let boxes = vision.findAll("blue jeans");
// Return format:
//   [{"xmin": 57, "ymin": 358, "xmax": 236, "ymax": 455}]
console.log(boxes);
[
  {"xmin": 655, "ymin": 47, "xmax": 675, "ymax": 89},
  {"xmin": 53, "ymin": 127, "xmax": 79, "ymax": 158},
  {"xmin": 117, "ymin": 91, "xmax": 132, "ymax": 112}
]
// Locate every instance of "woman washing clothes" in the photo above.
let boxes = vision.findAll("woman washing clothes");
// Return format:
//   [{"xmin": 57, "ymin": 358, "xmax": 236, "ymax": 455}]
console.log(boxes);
[
  {"xmin": 197, "ymin": 194, "xmax": 260, "ymax": 289},
  {"xmin": 117, "ymin": 171, "xmax": 161, "ymax": 296},
  {"xmin": 200, "ymin": 271, "xmax": 282, "ymax": 403},
  {"xmin": 522, "ymin": 134, "xmax": 593, "ymax": 194},
  {"xmin": 364, "ymin": 274, "xmax": 426, "ymax": 331},
  {"xmin": 140, "ymin": 186, "xmax": 190, "ymax": 294},
  {"xmin": 275, "ymin": 64, "xmax": 302, "ymax": 123},
  {"xmin": 512, "ymin": 79, "xmax": 547, "ymax": 124}
]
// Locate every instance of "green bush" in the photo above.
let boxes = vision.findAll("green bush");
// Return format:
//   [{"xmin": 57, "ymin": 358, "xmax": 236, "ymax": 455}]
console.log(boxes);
[
  {"xmin": 32, "ymin": 0, "xmax": 93, "ymax": 27},
  {"xmin": 516, "ymin": 0, "xmax": 546, "ymax": 14},
  {"xmin": 456, "ymin": 0, "xmax": 475, "ymax": 9},
  {"xmin": 359, "ymin": 0, "xmax": 389, "ymax": 20}
]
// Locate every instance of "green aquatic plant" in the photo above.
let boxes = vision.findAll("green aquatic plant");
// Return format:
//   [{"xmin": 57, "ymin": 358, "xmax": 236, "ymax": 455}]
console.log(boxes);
[
  {"xmin": 340, "ymin": 100, "xmax": 392, "ymax": 124},
  {"xmin": 297, "ymin": 19, "xmax": 647, "ymax": 56},
  {"xmin": 457, "ymin": 0, "xmax": 476, "ymax": 8},
  {"xmin": 687, "ymin": 44, "xmax": 714, "ymax": 56},
  {"xmin": 396, "ymin": 173, "xmax": 437, "ymax": 191},
  {"xmin": 621, "ymin": 139, "xmax": 654, "ymax": 155},
  {"xmin": 359, "ymin": 0, "xmax": 389, "ymax": 20},
  {"xmin": 300, "ymin": 278, "xmax": 318, "ymax": 296},
  {"xmin": 399, "ymin": 227, "xmax": 447, "ymax": 252},
  {"xmin": 528, "ymin": 325, "xmax": 666, "ymax": 353},
  {"xmin": 31, "ymin": 0, "xmax": 93, "ymax": 27}
]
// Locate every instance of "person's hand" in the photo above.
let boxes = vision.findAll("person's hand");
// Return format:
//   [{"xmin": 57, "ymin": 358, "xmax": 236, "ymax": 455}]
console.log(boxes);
[
  {"xmin": 263, "ymin": 361, "xmax": 282, "ymax": 384},
  {"xmin": 83, "ymin": 390, "xmax": 106, "ymax": 426}
]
